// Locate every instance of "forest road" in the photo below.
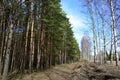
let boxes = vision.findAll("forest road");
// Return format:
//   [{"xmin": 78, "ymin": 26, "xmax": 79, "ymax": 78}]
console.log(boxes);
[{"xmin": 12, "ymin": 61, "xmax": 120, "ymax": 80}]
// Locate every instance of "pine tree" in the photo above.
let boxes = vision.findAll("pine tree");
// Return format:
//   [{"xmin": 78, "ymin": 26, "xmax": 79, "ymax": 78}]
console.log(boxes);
[{"xmin": 0, "ymin": 0, "xmax": 80, "ymax": 79}]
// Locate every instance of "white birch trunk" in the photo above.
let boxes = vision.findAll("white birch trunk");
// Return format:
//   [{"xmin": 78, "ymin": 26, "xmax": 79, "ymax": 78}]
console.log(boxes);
[
  {"xmin": 109, "ymin": 0, "xmax": 119, "ymax": 66},
  {"xmin": 101, "ymin": 3, "xmax": 106, "ymax": 63}
]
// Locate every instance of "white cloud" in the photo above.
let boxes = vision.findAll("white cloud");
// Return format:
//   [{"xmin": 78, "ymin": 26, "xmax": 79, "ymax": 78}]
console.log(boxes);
[
  {"xmin": 67, "ymin": 15, "xmax": 85, "ymax": 30},
  {"xmin": 66, "ymin": 14, "xmax": 91, "ymax": 48},
  {"xmin": 117, "ymin": 47, "xmax": 120, "ymax": 51},
  {"xmin": 74, "ymin": 33, "xmax": 83, "ymax": 41},
  {"xmin": 65, "ymin": 14, "xmax": 91, "ymax": 49},
  {"xmin": 74, "ymin": 33, "xmax": 83, "ymax": 47}
]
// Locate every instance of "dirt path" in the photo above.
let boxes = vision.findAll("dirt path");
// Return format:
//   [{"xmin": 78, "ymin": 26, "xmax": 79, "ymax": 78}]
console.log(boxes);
[{"xmin": 12, "ymin": 61, "xmax": 120, "ymax": 80}]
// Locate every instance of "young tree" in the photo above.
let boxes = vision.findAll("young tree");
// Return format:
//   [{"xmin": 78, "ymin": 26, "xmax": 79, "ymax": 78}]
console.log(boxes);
[
  {"xmin": 85, "ymin": 0, "xmax": 97, "ymax": 63},
  {"xmin": 81, "ymin": 33, "xmax": 91, "ymax": 61}
]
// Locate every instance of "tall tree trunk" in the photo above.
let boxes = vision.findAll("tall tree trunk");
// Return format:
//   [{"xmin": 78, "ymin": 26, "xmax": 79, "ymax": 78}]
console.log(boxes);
[
  {"xmin": 24, "ymin": 18, "xmax": 30, "ymax": 69},
  {"xmin": 110, "ymin": 25, "xmax": 113, "ymax": 64},
  {"xmin": 101, "ymin": 3, "xmax": 106, "ymax": 63},
  {"xmin": 1, "ymin": 14, "xmax": 7, "ymax": 74},
  {"xmin": 37, "ymin": 24, "xmax": 41, "ymax": 70},
  {"xmin": 0, "ymin": 10, "xmax": 5, "ymax": 75},
  {"xmin": 24, "ymin": 0, "xmax": 31, "ymax": 70},
  {"xmin": 86, "ymin": 0, "xmax": 97, "ymax": 63},
  {"xmin": 109, "ymin": 0, "xmax": 119, "ymax": 66},
  {"xmin": 10, "ymin": 20, "xmax": 20, "ymax": 72},
  {"xmin": 29, "ymin": 18, "xmax": 35, "ymax": 71},
  {"xmin": 2, "ymin": 15, "xmax": 14, "ymax": 80}
]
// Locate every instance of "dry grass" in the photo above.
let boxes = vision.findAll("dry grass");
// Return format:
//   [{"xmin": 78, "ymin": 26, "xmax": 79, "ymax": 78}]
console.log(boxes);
[{"xmin": 9, "ymin": 61, "xmax": 120, "ymax": 80}]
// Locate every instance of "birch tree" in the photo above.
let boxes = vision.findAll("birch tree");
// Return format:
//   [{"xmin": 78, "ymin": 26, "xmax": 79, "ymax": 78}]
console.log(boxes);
[
  {"xmin": 85, "ymin": 0, "xmax": 97, "ymax": 63},
  {"xmin": 101, "ymin": 0, "xmax": 107, "ymax": 63},
  {"xmin": 109, "ymin": 0, "xmax": 119, "ymax": 66},
  {"xmin": 81, "ymin": 33, "xmax": 91, "ymax": 61}
]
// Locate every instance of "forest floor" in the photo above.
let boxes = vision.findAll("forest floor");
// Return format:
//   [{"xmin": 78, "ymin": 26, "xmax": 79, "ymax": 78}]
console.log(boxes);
[{"xmin": 9, "ymin": 61, "xmax": 120, "ymax": 80}]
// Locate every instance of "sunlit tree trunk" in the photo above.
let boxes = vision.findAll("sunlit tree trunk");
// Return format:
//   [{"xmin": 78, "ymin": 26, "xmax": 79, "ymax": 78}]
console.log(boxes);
[
  {"xmin": 101, "ymin": 3, "xmax": 106, "ymax": 63},
  {"xmin": 95, "ymin": 5, "xmax": 102, "ymax": 63},
  {"xmin": 37, "ymin": 0, "xmax": 42, "ymax": 70},
  {"xmin": 2, "ymin": 14, "xmax": 14, "ymax": 80},
  {"xmin": 36, "ymin": 17, "xmax": 41, "ymax": 70},
  {"xmin": 24, "ymin": 0, "xmax": 31, "ymax": 70},
  {"xmin": 109, "ymin": 0, "xmax": 119, "ymax": 66},
  {"xmin": 9, "ymin": 20, "xmax": 20, "ymax": 72},
  {"xmin": 29, "ymin": 19, "xmax": 35, "ymax": 71},
  {"xmin": 87, "ymin": 1, "xmax": 97, "ymax": 63},
  {"xmin": 110, "ymin": 25, "xmax": 113, "ymax": 64},
  {"xmin": 29, "ymin": 0, "xmax": 36, "ymax": 70}
]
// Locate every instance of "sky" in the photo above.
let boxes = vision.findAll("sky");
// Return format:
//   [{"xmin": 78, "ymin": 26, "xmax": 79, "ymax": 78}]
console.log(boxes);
[
  {"xmin": 60, "ymin": 0, "xmax": 92, "ymax": 48},
  {"xmin": 60, "ymin": 0, "xmax": 120, "ymax": 52}
]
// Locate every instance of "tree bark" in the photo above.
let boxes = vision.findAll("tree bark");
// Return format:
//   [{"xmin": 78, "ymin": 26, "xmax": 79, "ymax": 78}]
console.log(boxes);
[
  {"xmin": 101, "ymin": 3, "xmax": 106, "ymax": 63},
  {"xmin": 2, "ymin": 15, "xmax": 14, "ymax": 80},
  {"xmin": 109, "ymin": 0, "xmax": 119, "ymax": 66},
  {"xmin": 29, "ymin": 18, "xmax": 35, "ymax": 71}
]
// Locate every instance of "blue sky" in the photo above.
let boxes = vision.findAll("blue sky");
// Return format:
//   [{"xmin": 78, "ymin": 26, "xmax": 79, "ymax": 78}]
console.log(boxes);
[
  {"xmin": 60, "ymin": 0, "xmax": 120, "ymax": 52},
  {"xmin": 61, "ymin": 0, "xmax": 92, "ymax": 48}
]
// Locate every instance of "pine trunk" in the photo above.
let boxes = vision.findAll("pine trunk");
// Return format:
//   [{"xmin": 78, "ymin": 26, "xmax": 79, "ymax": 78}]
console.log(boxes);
[
  {"xmin": 29, "ymin": 18, "xmax": 35, "ymax": 71},
  {"xmin": 2, "ymin": 15, "xmax": 14, "ymax": 80}
]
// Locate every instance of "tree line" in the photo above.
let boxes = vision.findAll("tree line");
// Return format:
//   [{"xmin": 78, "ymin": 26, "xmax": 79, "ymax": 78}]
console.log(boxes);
[
  {"xmin": 0, "ymin": 0, "xmax": 80, "ymax": 80},
  {"xmin": 81, "ymin": 0, "xmax": 120, "ymax": 65}
]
